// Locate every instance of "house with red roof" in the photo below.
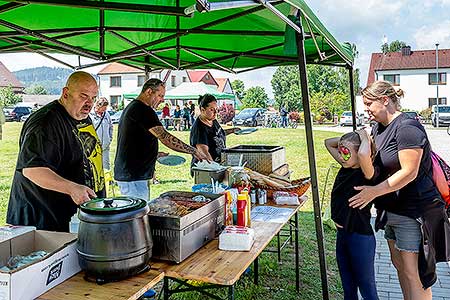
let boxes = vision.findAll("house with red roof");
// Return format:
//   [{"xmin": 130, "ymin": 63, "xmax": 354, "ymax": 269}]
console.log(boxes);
[
  {"xmin": 187, "ymin": 70, "xmax": 218, "ymax": 87},
  {"xmin": 215, "ymin": 78, "xmax": 234, "ymax": 94},
  {"xmin": 97, "ymin": 62, "xmax": 189, "ymax": 108},
  {"xmin": 367, "ymin": 46, "xmax": 450, "ymax": 111},
  {"xmin": 0, "ymin": 61, "xmax": 24, "ymax": 93}
]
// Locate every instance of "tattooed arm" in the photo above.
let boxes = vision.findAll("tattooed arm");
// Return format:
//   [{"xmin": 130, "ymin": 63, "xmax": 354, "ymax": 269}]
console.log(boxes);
[{"xmin": 149, "ymin": 126, "xmax": 208, "ymax": 161}]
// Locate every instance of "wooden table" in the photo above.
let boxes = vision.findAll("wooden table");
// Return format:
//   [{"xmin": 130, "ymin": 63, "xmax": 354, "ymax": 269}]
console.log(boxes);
[
  {"xmin": 38, "ymin": 269, "xmax": 164, "ymax": 300},
  {"xmin": 152, "ymin": 202, "xmax": 303, "ymax": 300}
]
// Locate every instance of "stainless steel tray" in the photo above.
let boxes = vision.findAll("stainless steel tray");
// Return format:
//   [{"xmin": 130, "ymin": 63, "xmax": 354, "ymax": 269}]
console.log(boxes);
[
  {"xmin": 147, "ymin": 191, "xmax": 225, "ymax": 230},
  {"xmin": 147, "ymin": 191, "xmax": 225, "ymax": 263}
]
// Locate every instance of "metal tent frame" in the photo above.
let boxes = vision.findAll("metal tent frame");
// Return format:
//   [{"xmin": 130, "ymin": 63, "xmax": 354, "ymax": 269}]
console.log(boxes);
[{"xmin": 0, "ymin": 1, "xmax": 358, "ymax": 299}]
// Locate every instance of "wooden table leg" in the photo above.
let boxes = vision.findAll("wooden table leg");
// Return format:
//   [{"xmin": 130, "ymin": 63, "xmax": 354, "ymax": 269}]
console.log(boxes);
[{"xmin": 277, "ymin": 232, "xmax": 281, "ymax": 263}]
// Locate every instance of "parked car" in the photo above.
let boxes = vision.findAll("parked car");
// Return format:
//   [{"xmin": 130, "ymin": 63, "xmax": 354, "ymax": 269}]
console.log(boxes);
[
  {"xmin": 20, "ymin": 113, "xmax": 31, "ymax": 122},
  {"xmin": 233, "ymin": 108, "xmax": 266, "ymax": 127},
  {"xmin": 3, "ymin": 107, "xmax": 14, "ymax": 121},
  {"xmin": 110, "ymin": 110, "xmax": 123, "ymax": 124},
  {"xmin": 431, "ymin": 105, "xmax": 450, "ymax": 127},
  {"xmin": 6, "ymin": 106, "xmax": 33, "ymax": 122},
  {"xmin": 339, "ymin": 111, "xmax": 364, "ymax": 126},
  {"xmin": 403, "ymin": 111, "xmax": 421, "ymax": 122}
]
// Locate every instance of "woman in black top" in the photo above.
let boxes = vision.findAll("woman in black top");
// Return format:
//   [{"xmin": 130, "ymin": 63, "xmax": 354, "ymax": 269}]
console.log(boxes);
[
  {"xmin": 190, "ymin": 94, "xmax": 239, "ymax": 169},
  {"xmin": 349, "ymin": 80, "xmax": 450, "ymax": 299},
  {"xmin": 325, "ymin": 130, "xmax": 378, "ymax": 300}
]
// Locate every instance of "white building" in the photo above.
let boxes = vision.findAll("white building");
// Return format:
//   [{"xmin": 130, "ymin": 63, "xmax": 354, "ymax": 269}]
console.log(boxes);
[
  {"xmin": 367, "ymin": 46, "xmax": 450, "ymax": 112},
  {"xmin": 97, "ymin": 63, "xmax": 189, "ymax": 109}
]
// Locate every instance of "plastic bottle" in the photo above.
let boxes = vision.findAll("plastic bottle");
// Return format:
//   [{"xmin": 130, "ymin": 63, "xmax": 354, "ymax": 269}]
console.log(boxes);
[
  {"xmin": 237, "ymin": 194, "xmax": 248, "ymax": 227},
  {"xmin": 241, "ymin": 190, "xmax": 252, "ymax": 227},
  {"xmin": 69, "ymin": 209, "xmax": 80, "ymax": 234}
]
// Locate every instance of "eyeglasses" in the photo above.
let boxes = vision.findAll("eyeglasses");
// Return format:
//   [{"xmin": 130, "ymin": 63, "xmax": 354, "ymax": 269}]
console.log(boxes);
[{"xmin": 338, "ymin": 145, "xmax": 351, "ymax": 161}]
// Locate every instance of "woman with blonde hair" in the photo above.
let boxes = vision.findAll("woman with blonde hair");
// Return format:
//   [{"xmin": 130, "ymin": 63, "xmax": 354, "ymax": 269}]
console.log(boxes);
[{"xmin": 348, "ymin": 80, "xmax": 450, "ymax": 300}]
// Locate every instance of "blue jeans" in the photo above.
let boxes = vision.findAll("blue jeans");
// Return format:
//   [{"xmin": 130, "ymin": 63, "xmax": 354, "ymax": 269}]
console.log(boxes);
[
  {"xmin": 116, "ymin": 180, "xmax": 150, "ymax": 202},
  {"xmin": 336, "ymin": 228, "xmax": 378, "ymax": 300},
  {"xmin": 281, "ymin": 116, "xmax": 288, "ymax": 127}
]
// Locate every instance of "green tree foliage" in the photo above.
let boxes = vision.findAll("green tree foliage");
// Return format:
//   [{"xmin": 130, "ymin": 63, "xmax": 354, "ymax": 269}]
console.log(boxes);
[
  {"xmin": 231, "ymin": 79, "xmax": 245, "ymax": 100},
  {"xmin": 271, "ymin": 66, "xmax": 301, "ymax": 111},
  {"xmin": 241, "ymin": 86, "xmax": 268, "ymax": 108},
  {"xmin": 0, "ymin": 86, "xmax": 23, "ymax": 107},
  {"xmin": 381, "ymin": 40, "xmax": 407, "ymax": 53},
  {"xmin": 24, "ymin": 84, "xmax": 48, "ymax": 95},
  {"xmin": 271, "ymin": 65, "xmax": 360, "ymax": 116}
]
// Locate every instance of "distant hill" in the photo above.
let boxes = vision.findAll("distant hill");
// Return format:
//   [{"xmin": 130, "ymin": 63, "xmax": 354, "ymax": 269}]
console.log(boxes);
[{"xmin": 14, "ymin": 67, "xmax": 73, "ymax": 94}]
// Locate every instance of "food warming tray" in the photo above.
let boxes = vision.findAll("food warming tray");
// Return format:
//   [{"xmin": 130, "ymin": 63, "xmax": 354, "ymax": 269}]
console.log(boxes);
[{"xmin": 147, "ymin": 191, "xmax": 225, "ymax": 263}]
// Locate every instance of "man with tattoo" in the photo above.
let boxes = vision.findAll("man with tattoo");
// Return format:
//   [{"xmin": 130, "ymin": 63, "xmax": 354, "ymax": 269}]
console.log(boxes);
[{"xmin": 114, "ymin": 78, "xmax": 207, "ymax": 201}]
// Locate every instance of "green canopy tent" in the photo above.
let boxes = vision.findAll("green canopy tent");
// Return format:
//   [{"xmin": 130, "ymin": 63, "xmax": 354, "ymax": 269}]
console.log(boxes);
[{"xmin": 0, "ymin": 1, "xmax": 356, "ymax": 299}]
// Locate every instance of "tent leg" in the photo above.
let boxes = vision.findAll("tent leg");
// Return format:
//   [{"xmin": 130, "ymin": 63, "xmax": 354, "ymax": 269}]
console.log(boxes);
[
  {"xmin": 348, "ymin": 66, "xmax": 357, "ymax": 130},
  {"xmin": 295, "ymin": 13, "xmax": 330, "ymax": 300}
]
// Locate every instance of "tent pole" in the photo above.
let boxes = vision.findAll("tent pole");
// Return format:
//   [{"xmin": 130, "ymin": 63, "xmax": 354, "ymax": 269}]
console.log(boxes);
[
  {"xmin": 348, "ymin": 66, "xmax": 357, "ymax": 130},
  {"xmin": 295, "ymin": 13, "xmax": 330, "ymax": 300}
]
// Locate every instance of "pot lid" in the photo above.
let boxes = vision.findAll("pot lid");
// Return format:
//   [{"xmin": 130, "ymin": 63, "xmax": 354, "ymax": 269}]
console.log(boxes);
[{"xmin": 80, "ymin": 197, "xmax": 146, "ymax": 214}]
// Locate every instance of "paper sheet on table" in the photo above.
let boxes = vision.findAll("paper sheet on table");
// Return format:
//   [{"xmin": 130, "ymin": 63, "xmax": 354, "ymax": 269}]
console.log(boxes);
[{"xmin": 251, "ymin": 206, "xmax": 294, "ymax": 223}]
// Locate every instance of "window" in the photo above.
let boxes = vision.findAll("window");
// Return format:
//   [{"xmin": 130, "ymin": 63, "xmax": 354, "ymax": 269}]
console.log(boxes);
[
  {"xmin": 137, "ymin": 75, "xmax": 146, "ymax": 87},
  {"xmin": 428, "ymin": 73, "xmax": 447, "ymax": 85},
  {"xmin": 110, "ymin": 76, "xmax": 121, "ymax": 87},
  {"xmin": 428, "ymin": 97, "xmax": 447, "ymax": 107},
  {"xmin": 110, "ymin": 95, "xmax": 121, "ymax": 108},
  {"xmin": 383, "ymin": 74, "xmax": 400, "ymax": 86},
  {"xmin": 182, "ymin": 76, "xmax": 187, "ymax": 82},
  {"xmin": 171, "ymin": 75, "xmax": 176, "ymax": 87}
]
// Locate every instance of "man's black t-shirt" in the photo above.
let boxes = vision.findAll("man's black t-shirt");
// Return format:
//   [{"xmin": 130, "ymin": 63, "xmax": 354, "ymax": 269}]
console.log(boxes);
[
  {"xmin": 331, "ymin": 168, "xmax": 374, "ymax": 235},
  {"xmin": 7, "ymin": 100, "xmax": 105, "ymax": 232},
  {"xmin": 372, "ymin": 113, "xmax": 441, "ymax": 218},
  {"xmin": 114, "ymin": 100, "xmax": 162, "ymax": 181},
  {"xmin": 190, "ymin": 118, "xmax": 226, "ymax": 167}
]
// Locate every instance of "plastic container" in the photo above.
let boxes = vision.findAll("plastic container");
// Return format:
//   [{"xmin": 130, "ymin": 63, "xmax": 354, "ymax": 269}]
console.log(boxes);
[{"xmin": 69, "ymin": 210, "xmax": 80, "ymax": 234}]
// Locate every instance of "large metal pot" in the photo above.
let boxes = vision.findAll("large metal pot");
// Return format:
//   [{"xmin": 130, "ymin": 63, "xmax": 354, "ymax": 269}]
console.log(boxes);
[{"xmin": 77, "ymin": 197, "xmax": 153, "ymax": 282}]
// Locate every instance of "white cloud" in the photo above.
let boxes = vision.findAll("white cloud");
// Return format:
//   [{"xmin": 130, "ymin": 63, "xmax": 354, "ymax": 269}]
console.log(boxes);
[{"xmin": 413, "ymin": 21, "xmax": 450, "ymax": 49}]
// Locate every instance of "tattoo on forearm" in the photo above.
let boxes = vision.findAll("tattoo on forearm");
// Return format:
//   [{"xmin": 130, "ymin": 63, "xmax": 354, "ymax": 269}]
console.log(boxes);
[{"xmin": 152, "ymin": 126, "xmax": 196, "ymax": 154}]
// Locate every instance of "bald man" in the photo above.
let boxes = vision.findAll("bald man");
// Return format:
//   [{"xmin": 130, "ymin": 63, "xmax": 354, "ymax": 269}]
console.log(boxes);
[{"xmin": 7, "ymin": 71, "xmax": 106, "ymax": 232}]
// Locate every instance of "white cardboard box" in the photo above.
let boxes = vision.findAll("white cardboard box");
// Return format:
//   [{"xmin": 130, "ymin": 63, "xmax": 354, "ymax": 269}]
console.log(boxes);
[{"xmin": 0, "ymin": 230, "xmax": 81, "ymax": 300}]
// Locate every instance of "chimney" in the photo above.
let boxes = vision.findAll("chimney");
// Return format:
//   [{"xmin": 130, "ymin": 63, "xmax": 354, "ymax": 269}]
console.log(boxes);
[{"xmin": 401, "ymin": 46, "xmax": 411, "ymax": 56}]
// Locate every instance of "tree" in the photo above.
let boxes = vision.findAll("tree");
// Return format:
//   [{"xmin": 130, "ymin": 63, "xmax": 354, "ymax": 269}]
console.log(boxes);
[
  {"xmin": 271, "ymin": 65, "xmax": 360, "ymax": 114},
  {"xmin": 24, "ymin": 84, "xmax": 48, "ymax": 95},
  {"xmin": 241, "ymin": 86, "xmax": 268, "ymax": 108},
  {"xmin": 381, "ymin": 40, "xmax": 407, "ymax": 53},
  {"xmin": 231, "ymin": 79, "xmax": 245, "ymax": 100},
  {"xmin": 271, "ymin": 66, "xmax": 301, "ymax": 111},
  {"xmin": 0, "ymin": 86, "xmax": 23, "ymax": 107}
]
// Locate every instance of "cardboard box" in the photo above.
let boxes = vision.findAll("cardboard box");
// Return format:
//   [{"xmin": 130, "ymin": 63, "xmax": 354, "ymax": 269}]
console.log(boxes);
[{"xmin": 0, "ymin": 230, "xmax": 80, "ymax": 300}]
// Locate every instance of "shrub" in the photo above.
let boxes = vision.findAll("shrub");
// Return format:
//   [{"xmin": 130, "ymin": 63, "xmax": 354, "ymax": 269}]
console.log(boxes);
[{"xmin": 218, "ymin": 103, "xmax": 235, "ymax": 124}]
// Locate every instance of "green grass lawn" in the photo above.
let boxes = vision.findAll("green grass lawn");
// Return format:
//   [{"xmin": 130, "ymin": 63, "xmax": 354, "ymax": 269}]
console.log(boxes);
[{"xmin": 0, "ymin": 122, "xmax": 344, "ymax": 299}]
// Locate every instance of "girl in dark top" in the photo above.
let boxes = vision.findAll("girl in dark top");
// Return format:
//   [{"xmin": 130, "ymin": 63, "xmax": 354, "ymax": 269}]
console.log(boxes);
[
  {"xmin": 349, "ymin": 80, "xmax": 450, "ymax": 299},
  {"xmin": 190, "ymin": 94, "xmax": 239, "ymax": 170},
  {"xmin": 325, "ymin": 130, "xmax": 378, "ymax": 300}
]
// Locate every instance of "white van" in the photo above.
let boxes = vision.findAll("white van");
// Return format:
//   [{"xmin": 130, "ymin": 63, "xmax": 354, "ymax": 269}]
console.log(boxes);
[{"xmin": 431, "ymin": 105, "xmax": 450, "ymax": 127}]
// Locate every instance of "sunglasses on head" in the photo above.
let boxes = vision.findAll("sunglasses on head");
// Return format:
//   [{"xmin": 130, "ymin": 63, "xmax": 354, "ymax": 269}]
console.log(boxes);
[{"xmin": 338, "ymin": 145, "xmax": 351, "ymax": 161}]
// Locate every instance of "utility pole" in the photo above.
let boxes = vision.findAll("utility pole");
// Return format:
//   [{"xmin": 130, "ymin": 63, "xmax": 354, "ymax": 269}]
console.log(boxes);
[{"xmin": 436, "ymin": 43, "xmax": 440, "ymax": 128}]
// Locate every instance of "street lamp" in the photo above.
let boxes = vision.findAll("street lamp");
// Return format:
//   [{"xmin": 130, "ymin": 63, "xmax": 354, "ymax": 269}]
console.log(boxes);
[{"xmin": 436, "ymin": 43, "xmax": 440, "ymax": 128}]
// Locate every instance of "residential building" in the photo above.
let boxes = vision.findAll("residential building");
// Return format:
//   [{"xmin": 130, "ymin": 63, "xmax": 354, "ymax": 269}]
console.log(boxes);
[
  {"xmin": 367, "ymin": 46, "xmax": 450, "ymax": 111},
  {"xmin": 0, "ymin": 61, "xmax": 24, "ymax": 93},
  {"xmin": 215, "ymin": 78, "xmax": 234, "ymax": 94},
  {"xmin": 97, "ymin": 63, "xmax": 189, "ymax": 109},
  {"xmin": 187, "ymin": 70, "xmax": 218, "ymax": 88}
]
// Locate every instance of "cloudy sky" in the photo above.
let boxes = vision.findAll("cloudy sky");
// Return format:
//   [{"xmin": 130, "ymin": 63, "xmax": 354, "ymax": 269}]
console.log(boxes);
[{"xmin": 1, "ymin": 0, "xmax": 450, "ymax": 98}]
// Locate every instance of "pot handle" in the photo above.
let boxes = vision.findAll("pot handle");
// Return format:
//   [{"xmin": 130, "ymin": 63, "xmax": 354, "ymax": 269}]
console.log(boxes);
[{"xmin": 103, "ymin": 199, "xmax": 114, "ymax": 208}]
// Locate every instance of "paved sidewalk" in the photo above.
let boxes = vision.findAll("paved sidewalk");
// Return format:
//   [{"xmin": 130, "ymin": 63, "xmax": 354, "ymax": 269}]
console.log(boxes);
[{"xmin": 374, "ymin": 226, "xmax": 450, "ymax": 300}]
